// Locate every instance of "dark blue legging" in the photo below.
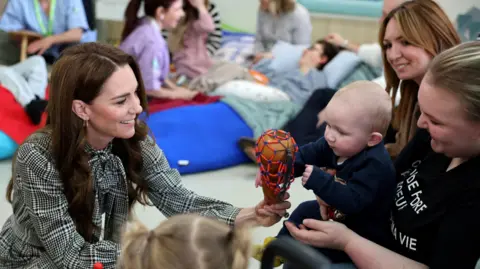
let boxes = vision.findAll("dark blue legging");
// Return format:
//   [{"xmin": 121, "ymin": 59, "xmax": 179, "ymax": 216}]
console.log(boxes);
[
  {"xmin": 277, "ymin": 200, "xmax": 352, "ymax": 264},
  {"xmin": 283, "ymin": 89, "xmax": 335, "ymax": 146}
]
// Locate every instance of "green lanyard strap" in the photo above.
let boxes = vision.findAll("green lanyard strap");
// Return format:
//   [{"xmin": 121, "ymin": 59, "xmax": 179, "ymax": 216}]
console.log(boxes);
[{"xmin": 33, "ymin": 0, "xmax": 57, "ymax": 36}]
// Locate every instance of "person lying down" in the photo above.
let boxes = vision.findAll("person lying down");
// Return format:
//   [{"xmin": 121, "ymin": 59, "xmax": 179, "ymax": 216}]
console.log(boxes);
[{"xmin": 213, "ymin": 40, "xmax": 342, "ymax": 106}]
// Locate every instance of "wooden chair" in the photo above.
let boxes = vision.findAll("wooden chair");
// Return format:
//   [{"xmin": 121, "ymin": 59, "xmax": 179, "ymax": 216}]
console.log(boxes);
[{"xmin": 8, "ymin": 30, "xmax": 42, "ymax": 62}]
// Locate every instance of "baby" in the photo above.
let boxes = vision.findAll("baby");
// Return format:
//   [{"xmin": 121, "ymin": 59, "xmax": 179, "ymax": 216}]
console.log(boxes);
[{"xmin": 254, "ymin": 81, "xmax": 396, "ymax": 265}]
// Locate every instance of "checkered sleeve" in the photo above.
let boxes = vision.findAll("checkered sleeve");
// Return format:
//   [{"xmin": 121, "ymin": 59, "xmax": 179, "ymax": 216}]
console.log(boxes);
[
  {"xmin": 17, "ymin": 142, "xmax": 121, "ymax": 268},
  {"xmin": 141, "ymin": 137, "xmax": 241, "ymax": 226}
]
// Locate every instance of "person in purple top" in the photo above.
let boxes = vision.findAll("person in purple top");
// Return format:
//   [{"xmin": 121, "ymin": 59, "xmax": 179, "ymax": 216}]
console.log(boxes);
[{"xmin": 120, "ymin": 0, "xmax": 197, "ymax": 100}]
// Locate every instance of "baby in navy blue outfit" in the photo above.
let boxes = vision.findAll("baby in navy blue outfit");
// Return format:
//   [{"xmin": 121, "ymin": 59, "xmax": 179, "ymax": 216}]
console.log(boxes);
[{"xmin": 254, "ymin": 81, "xmax": 396, "ymax": 265}]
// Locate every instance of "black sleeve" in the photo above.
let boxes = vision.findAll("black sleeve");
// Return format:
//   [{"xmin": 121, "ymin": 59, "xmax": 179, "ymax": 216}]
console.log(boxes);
[
  {"xmin": 294, "ymin": 138, "xmax": 329, "ymax": 177},
  {"xmin": 393, "ymin": 129, "xmax": 431, "ymax": 180},
  {"xmin": 428, "ymin": 203, "xmax": 480, "ymax": 269},
  {"xmin": 303, "ymin": 159, "xmax": 395, "ymax": 215}
]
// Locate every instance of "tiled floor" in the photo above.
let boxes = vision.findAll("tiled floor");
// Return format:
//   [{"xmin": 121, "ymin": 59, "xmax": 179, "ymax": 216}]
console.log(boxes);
[{"xmin": 0, "ymin": 160, "xmax": 311, "ymax": 269}]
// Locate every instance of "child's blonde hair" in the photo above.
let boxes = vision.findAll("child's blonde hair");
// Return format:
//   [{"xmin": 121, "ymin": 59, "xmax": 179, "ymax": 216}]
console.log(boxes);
[
  {"xmin": 118, "ymin": 214, "xmax": 252, "ymax": 269},
  {"xmin": 332, "ymin": 81, "xmax": 393, "ymax": 136}
]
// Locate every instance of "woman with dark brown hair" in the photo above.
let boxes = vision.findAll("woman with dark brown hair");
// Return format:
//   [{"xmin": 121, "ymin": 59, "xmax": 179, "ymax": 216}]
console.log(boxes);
[
  {"xmin": 120, "ymin": 0, "xmax": 198, "ymax": 100},
  {"xmin": 0, "ymin": 42, "xmax": 290, "ymax": 269}
]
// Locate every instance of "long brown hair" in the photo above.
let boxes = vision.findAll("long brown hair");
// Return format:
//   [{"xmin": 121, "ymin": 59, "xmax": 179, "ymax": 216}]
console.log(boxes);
[
  {"xmin": 184, "ymin": 0, "xmax": 209, "ymax": 22},
  {"xmin": 379, "ymin": 0, "xmax": 460, "ymax": 156},
  {"xmin": 122, "ymin": 0, "xmax": 179, "ymax": 41},
  {"xmin": 167, "ymin": 0, "xmax": 209, "ymax": 53},
  {"xmin": 118, "ymin": 215, "xmax": 252, "ymax": 269},
  {"xmin": 7, "ymin": 43, "xmax": 152, "ymax": 242}
]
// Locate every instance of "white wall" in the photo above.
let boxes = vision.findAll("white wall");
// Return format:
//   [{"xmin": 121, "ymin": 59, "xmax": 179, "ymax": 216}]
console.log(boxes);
[
  {"xmin": 95, "ymin": 0, "xmax": 478, "ymax": 30},
  {"xmin": 436, "ymin": 0, "xmax": 478, "ymax": 22},
  {"xmin": 96, "ymin": 0, "xmax": 259, "ymax": 32},
  {"xmin": 96, "ymin": 0, "xmax": 129, "ymax": 21},
  {"xmin": 214, "ymin": 0, "xmax": 258, "ymax": 32}
]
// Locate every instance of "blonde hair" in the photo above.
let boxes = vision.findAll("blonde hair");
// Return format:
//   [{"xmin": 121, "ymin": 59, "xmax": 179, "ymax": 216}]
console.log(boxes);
[
  {"xmin": 118, "ymin": 215, "xmax": 252, "ymax": 269},
  {"xmin": 332, "ymin": 81, "xmax": 392, "ymax": 136},
  {"xmin": 427, "ymin": 41, "xmax": 480, "ymax": 122},
  {"xmin": 267, "ymin": 0, "xmax": 296, "ymax": 14},
  {"xmin": 378, "ymin": 0, "xmax": 460, "ymax": 157}
]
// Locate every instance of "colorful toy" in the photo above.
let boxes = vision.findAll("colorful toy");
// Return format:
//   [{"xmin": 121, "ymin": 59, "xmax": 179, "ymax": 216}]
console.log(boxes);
[
  {"xmin": 93, "ymin": 262, "xmax": 103, "ymax": 269},
  {"xmin": 255, "ymin": 129, "xmax": 298, "ymax": 205}
]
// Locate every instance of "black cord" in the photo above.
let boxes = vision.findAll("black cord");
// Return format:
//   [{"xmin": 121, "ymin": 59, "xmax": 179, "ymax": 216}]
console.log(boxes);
[{"xmin": 261, "ymin": 236, "xmax": 332, "ymax": 269}]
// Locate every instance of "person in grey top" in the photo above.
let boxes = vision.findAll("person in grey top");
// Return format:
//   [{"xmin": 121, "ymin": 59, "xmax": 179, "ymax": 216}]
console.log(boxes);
[
  {"xmin": 252, "ymin": 39, "xmax": 341, "ymax": 106},
  {"xmin": 0, "ymin": 42, "xmax": 290, "ymax": 269},
  {"xmin": 253, "ymin": 0, "xmax": 312, "ymax": 61}
]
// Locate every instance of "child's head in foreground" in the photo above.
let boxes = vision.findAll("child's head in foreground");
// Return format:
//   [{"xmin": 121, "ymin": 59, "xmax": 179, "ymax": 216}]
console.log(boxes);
[
  {"xmin": 118, "ymin": 214, "xmax": 252, "ymax": 269},
  {"xmin": 322, "ymin": 80, "xmax": 392, "ymax": 158}
]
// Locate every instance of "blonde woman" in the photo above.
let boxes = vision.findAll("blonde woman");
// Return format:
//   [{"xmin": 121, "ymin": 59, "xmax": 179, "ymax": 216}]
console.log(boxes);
[
  {"xmin": 379, "ymin": 0, "xmax": 460, "ymax": 158},
  {"xmin": 253, "ymin": 0, "xmax": 312, "ymax": 62},
  {"xmin": 284, "ymin": 40, "xmax": 480, "ymax": 269},
  {"xmin": 118, "ymin": 214, "xmax": 252, "ymax": 269},
  {"xmin": 312, "ymin": 0, "xmax": 460, "ymax": 160}
]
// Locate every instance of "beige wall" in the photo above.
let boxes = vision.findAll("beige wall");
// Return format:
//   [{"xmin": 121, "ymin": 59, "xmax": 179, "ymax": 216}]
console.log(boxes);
[
  {"xmin": 96, "ymin": 14, "xmax": 380, "ymax": 48},
  {"xmin": 0, "ymin": 0, "xmax": 7, "ymax": 17},
  {"xmin": 310, "ymin": 14, "xmax": 380, "ymax": 45},
  {"xmin": 96, "ymin": 20, "xmax": 124, "ymax": 46}
]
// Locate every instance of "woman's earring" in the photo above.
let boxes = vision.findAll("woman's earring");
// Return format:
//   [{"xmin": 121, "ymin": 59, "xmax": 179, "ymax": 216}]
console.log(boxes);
[{"xmin": 84, "ymin": 119, "xmax": 89, "ymax": 128}]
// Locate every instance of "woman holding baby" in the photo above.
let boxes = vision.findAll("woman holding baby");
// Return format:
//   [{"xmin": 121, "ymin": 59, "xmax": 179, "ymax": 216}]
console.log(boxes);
[
  {"xmin": 272, "ymin": 1, "xmax": 480, "ymax": 268},
  {"xmin": 262, "ymin": 0, "xmax": 461, "ymax": 160},
  {"xmin": 283, "ymin": 28, "xmax": 480, "ymax": 269}
]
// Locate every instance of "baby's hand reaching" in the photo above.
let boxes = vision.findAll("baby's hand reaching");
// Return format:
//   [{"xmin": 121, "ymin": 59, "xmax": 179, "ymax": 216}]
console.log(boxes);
[{"xmin": 302, "ymin": 165, "xmax": 313, "ymax": 185}]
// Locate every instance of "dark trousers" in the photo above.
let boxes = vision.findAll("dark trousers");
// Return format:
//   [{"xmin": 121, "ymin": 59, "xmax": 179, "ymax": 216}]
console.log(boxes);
[
  {"xmin": 277, "ymin": 200, "xmax": 352, "ymax": 264},
  {"xmin": 283, "ymin": 89, "xmax": 336, "ymax": 146}
]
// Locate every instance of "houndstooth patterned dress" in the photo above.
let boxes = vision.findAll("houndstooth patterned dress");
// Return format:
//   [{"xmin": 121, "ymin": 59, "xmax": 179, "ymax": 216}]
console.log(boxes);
[{"xmin": 0, "ymin": 132, "xmax": 240, "ymax": 269}]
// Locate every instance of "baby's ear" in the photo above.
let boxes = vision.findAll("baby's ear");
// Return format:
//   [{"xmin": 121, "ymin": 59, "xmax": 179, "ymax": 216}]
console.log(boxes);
[{"xmin": 367, "ymin": 132, "xmax": 383, "ymax": 147}]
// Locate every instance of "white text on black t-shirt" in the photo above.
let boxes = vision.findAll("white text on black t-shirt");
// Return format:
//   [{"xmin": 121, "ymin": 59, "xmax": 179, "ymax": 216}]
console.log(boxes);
[
  {"xmin": 395, "ymin": 160, "xmax": 428, "ymax": 214},
  {"xmin": 390, "ymin": 218, "xmax": 418, "ymax": 251}
]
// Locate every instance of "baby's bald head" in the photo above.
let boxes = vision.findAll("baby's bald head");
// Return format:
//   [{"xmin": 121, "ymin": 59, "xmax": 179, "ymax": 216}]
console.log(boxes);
[{"xmin": 329, "ymin": 81, "xmax": 392, "ymax": 135}]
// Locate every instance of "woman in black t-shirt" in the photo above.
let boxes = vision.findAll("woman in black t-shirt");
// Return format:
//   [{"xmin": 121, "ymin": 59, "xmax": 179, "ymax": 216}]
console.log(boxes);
[{"xmin": 283, "ymin": 41, "xmax": 480, "ymax": 269}]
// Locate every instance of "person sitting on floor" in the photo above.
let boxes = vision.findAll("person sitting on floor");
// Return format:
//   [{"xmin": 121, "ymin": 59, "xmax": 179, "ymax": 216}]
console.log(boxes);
[
  {"xmin": 0, "ymin": 56, "xmax": 48, "ymax": 125},
  {"xmin": 164, "ymin": 0, "xmax": 220, "ymax": 80},
  {"xmin": 252, "ymin": 0, "xmax": 312, "ymax": 64},
  {"xmin": 120, "ymin": 0, "xmax": 199, "ymax": 101}
]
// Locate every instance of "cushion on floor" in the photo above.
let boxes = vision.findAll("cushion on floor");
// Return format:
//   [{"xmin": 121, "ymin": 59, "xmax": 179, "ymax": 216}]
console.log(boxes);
[
  {"xmin": 145, "ymin": 102, "xmax": 253, "ymax": 174},
  {"xmin": 0, "ymin": 131, "xmax": 17, "ymax": 160}
]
